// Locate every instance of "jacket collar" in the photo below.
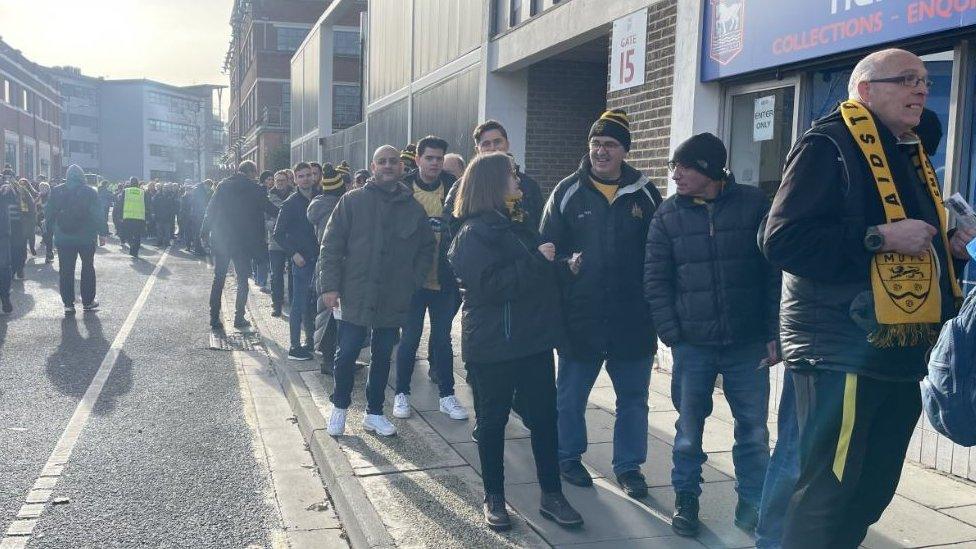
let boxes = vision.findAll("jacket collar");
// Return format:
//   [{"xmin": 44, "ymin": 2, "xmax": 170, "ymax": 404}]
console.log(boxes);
[
  {"xmin": 365, "ymin": 179, "xmax": 413, "ymax": 201},
  {"xmin": 675, "ymin": 174, "xmax": 739, "ymax": 207},
  {"xmin": 575, "ymin": 155, "xmax": 647, "ymax": 197}
]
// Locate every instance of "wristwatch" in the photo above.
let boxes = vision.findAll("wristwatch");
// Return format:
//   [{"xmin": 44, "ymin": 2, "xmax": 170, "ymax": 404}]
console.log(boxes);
[{"xmin": 864, "ymin": 226, "xmax": 885, "ymax": 252}]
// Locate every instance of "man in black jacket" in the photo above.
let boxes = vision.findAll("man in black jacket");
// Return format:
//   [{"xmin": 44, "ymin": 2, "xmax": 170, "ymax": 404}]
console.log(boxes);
[
  {"xmin": 645, "ymin": 133, "xmax": 780, "ymax": 537},
  {"xmin": 471, "ymin": 120, "xmax": 543, "ymax": 227},
  {"xmin": 764, "ymin": 48, "xmax": 975, "ymax": 549},
  {"xmin": 273, "ymin": 162, "xmax": 321, "ymax": 360},
  {"xmin": 202, "ymin": 160, "xmax": 277, "ymax": 330},
  {"xmin": 540, "ymin": 109, "xmax": 662, "ymax": 499}
]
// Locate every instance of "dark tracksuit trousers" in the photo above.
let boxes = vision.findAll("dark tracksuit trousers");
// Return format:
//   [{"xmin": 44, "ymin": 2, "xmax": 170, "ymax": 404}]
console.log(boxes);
[
  {"xmin": 465, "ymin": 351, "xmax": 561, "ymax": 497},
  {"xmin": 782, "ymin": 368, "xmax": 921, "ymax": 549}
]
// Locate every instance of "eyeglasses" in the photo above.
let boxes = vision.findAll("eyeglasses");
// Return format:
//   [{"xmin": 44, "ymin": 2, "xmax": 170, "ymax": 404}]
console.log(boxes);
[
  {"xmin": 867, "ymin": 75, "xmax": 934, "ymax": 89},
  {"xmin": 589, "ymin": 140, "xmax": 621, "ymax": 152},
  {"xmin": 667, "ymin": 161, "xmax": 686, "ymax": 172}
]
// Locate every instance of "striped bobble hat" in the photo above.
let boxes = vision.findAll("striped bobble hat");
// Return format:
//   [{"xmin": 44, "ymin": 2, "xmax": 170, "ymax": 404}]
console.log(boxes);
[
  {"xmin": 400, "ymin": 143, "xmax": 417, "ymax": 163},
  {"xmin": 588, "ymin": 109, "xmax": 631, "ymax": 152},
  {"xmin": 336, "ymin": 161, "xmax": 351, "ymax": 176},
  {"xmin": 321, "ymin": 163, "xmax": 344, "ymax": 191}
]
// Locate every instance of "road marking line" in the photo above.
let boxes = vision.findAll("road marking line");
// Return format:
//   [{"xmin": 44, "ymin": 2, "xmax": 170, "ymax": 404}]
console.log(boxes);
[{"xmin": 1, "ymin": 251, "xmax": 169, "ymax": 544}]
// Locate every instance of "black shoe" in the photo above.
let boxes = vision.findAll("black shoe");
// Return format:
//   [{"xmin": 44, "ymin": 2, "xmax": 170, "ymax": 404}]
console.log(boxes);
[
  {"xmin": 1, "ymin": 301, "xmax": 12, "ymax": 314},
  {"xmin": 483, "ymin": 494, "xmax": 511, "ymax": 532},
  {"xmin": 234, "ymin": 318, "xmax": 251, "ymax": 329},
  {"xmin": 539, "ymin": 491, "xmax": 583, "ymax": 528},
  {"xmin": 270, "ymin": 305, "xmax": 282, "ymax": 317},
  {"xmin": 559, "ymin": 461, "xmax": 593, "ymax": 487},
  {"xmin": 733, "ymin": 498, "xmax": 759, "ymax": 534},
  {"xmin": 210, "ymin": 317, "xmax": 223, "ymax": 330},
  {"xmin": 616, "ymin": 469, "xmax": 648, "ymax": 499},
  {"xmin": 672, "ymin": 491, "xmax": 700, "ymax": 537},
  {"xmin": 288, "ymin": 348, "xmax": 313, "ymax": 361}
]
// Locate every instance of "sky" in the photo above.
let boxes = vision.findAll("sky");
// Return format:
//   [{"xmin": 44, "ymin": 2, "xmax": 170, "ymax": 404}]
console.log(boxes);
[{"xmin": 0, "ymin": 0, "xmax": 234, "ymax": 115}]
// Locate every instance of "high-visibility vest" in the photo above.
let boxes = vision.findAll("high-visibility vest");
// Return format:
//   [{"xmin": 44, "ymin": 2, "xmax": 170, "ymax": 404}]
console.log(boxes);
[{"xmin": 122, "ymin": 187, "xmax": 146, "ymax": 220}]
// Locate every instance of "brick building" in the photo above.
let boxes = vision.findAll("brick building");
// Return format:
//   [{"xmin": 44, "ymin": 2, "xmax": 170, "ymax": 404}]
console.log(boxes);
[
  {"xmin": 0, "ymin": 37, "xmax": 62, "ymax": 180},
  {"xmin": 224, "ymin": 0, "xmax": 329, "ymax": 172}
]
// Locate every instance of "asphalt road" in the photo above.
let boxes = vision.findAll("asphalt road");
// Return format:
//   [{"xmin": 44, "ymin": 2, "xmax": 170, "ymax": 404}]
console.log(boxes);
[{"xmin": 0, "ymin": 235, "xmax": 284, "ymax": 548}]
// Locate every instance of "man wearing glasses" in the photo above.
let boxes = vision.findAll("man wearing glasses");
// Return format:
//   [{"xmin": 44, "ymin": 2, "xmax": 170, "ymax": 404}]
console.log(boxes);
[
  {"xmin": 763, "ymin": 48, "xmax": 975, "ymax": 548},
  {"xmin": 540, "ymin": 109, "xmax": 663, "ymax": 499}
]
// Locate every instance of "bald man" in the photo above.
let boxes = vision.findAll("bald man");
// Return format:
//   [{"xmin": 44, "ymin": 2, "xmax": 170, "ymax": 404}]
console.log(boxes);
[
  {"xmin": 763, "ymin": 48, "xmax": 973, "ymax": 548},
  {"xmin": 317, "ymin": 144, "xmax": 435, "ymax": 437}
]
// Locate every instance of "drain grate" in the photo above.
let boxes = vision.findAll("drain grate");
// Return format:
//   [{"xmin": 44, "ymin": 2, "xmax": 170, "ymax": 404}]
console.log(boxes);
[{"xmin": 208, "ymin": 330, "xmax": 263, "ymax": 351}]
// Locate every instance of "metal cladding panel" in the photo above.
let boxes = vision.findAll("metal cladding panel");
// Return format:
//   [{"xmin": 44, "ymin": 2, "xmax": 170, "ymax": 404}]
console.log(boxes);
[
  {"xmin": 367, "ymin": 0, "xmax": 411, "ymax": 103},
  {"xmin": 411, "ymin": 66, "xmax": 480, "ymax": 159},
  {"xmin": 290, "ymin": 53, "xmax": 303, "ymax": 140},
  {"xmin": 322, "ymin": 122, "xmax": 367, "ymax": 170},
  {"xmin": 367, "ymin": 98, "xmax": 409, "ymax": 155},
  {"xmin": 302, "ymin": 28, "xmax": 321, "ymax": 137},
  {"xmin": 413, "ymin": 0, "xmax": 483, "ymax": 80}
]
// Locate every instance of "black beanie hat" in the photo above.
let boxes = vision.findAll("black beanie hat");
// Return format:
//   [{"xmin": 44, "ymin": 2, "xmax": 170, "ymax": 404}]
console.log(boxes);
[
  {"xmin": 672, "ymin": 132, "xmax": 727, "ymax": 181},
  {"xmin": 588, "ymin": 110, "xmax": 632, "ymax": 152}
]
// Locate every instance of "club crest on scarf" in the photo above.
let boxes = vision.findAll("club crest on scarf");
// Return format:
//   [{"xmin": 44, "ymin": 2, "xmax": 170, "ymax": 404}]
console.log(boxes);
[{"xmin": 874, "ymin": 251, "xmax": 933, "ymax": 315}]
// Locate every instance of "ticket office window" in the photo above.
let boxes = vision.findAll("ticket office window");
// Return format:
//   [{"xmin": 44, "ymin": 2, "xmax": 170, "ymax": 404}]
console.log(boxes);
[{"xmin": 725, "ymin": 81, "xmax": 799, "ymax": 200}]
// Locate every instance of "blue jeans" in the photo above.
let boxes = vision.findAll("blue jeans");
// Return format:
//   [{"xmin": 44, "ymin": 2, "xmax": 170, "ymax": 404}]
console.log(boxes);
[
  {"xmin": 253, "ymin": 252, "xmax": 269, "ymax": 287},
  {"xmin": 331, "ymin": 322, "xmax": 398, "ymax": 415},
  {"xmin": 756, "ymin": 371, "xmax": 800, "ymax": 549},
  {"xmin": 289, "ymin": 258, "xmax": 316, "ymax": 350},
  {"xmin": 670, "ymin": 342, "xmax": 770, "ymax": 504},
  {"xmin": 394, "ymin": 288, "xmax": 457, "ymax": 398},
  {"xmin": 556, "ymin": 355, "xmax": 652, "ymax": 476}
]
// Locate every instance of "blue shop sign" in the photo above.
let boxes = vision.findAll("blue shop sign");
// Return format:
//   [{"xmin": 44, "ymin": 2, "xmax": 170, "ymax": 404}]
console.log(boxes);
[{"xmin": 702, "ymin": 0, "xmax": 976, "ymax": 81}]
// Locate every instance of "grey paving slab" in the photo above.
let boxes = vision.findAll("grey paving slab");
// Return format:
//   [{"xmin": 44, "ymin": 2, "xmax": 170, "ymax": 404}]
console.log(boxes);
[
  {"xmin": 273, "ymin": 468, "xmax": 343, "ymax": 532},
  {"xmin": 896, "ymin": 464, "xmax": 976, "ymax": 510},
  {"xmin": 260, "ymin": 426, "xmax": 317, "ymax": 472},
  {"xmin": 645, "ymin": 481, "xmax": 756, "ymax": 549},
  {"xmin": 863, "ymin": 494, "xmax": 976, "ymax": 549},
  {"xmin": 358, "ymin": 465, "xmax": 546, "ymax": 549},
  {"xmin": 584, "ymin": 438, "xmax": 730, "ymax": 489},
  {"xmin": 943, "ymin": 504, "xmax": 976, "ymax": 527},
  {"xmin": 453, "ymin": 439, "xmax": 551, "ymax": 486},
  {"xmin": 506, "ymin": 479, "xmax": 675, "ymax": 546},
  {"xmin": 420, "ymin": 408, "xmax": 528, "ymax": 444},
  {"xmin": 554, "ymin": 536, "xmax": 708, "ymax": 548},
  {"xmin": 285, "ymin": 528, "xmax": 348, "ymax": 549}
]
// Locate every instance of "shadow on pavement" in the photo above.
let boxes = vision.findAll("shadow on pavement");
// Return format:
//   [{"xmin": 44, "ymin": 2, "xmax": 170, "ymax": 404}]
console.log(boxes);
[{"xmin": 44, "ymin": 314, "xmax": 131, "ymax": 414}]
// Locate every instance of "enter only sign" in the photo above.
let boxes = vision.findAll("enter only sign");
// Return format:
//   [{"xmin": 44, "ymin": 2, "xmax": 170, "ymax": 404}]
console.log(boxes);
[
  {"xmin": 610, "ymin": 9, "xmax": 648, "ymax": 92},
  {"xmin": 754, "ymin": 95, "xmax": 775, "ymax": 141}
]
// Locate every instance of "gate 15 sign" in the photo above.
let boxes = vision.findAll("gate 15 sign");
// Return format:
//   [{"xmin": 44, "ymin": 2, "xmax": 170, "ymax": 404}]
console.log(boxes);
[{"xmin": 610, "ymin": 9, "xmax": 648, "ymax": 92}]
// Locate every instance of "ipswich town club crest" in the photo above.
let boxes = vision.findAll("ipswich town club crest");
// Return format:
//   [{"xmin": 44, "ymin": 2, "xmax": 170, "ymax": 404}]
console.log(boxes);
[
  {"xmin": 874, "ymin": 252, "xmax": 933, "ymax": 314},
  {"xmin": 709, "ymin": 0, "xmax": 744, "ymax": 66}
]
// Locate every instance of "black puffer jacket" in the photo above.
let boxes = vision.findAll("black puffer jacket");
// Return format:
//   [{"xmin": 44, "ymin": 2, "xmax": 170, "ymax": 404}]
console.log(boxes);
[
  {"xmin": 448, "ymin": 210, "xmax": 565, "ymax": 364},
  {"xmin": 644, "ymin": 180, "xmax": 780, "ymax": 347},
  {"xmin": 540, "ymin": 157, "xmax": 663, "ymax": 361},
  {"xmin": 273, "ymin": 188, "xmax": 321, "ymax": 262},
  {"xmin": 202, "ymin": 174, "xmax": 278, "ymax": 258},
  {"xmin": 764, "ymin": 108, "xmax": 959, "ymax": 381}
]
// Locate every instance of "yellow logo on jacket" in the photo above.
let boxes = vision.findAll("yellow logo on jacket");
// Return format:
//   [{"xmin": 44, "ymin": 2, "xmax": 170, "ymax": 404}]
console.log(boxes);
[{"xmin": 631, "ymin": 203, "xmax": 643, "ymax": 219}]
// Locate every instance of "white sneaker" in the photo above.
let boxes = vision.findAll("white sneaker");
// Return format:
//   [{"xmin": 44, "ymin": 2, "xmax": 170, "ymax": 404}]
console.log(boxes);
[
  {"xmin": 393, "ymin": 393, "xmax": 411, "ymax": 418},
  {"xmin": 363, "ymin": 414, "xmax": 397, "ymax": 436},
  {"xmin": 439, "ymin": 395, "xmax": 469, "ymax": 420},
  {"xmin": 327, "ymin": 407, "xmax": 347, "ymax": 437}
]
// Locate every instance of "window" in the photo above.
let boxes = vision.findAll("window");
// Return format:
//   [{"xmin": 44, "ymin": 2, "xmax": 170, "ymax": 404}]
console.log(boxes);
[
  {"xmin": 4, "ymin": 140, "xmax": 16, "ymax": 173},
  {"xmin": 509, "ymin": 0, "xmax": 522, "ymax": 27},
  {"xmin": 2, "ymin": 80, "xmax": 8, "ymax": 103},
  {"xmin": 23, "ymin": 142, "xmax": 35, "ymax": 179},
  {"xmin": 334, "ymin": 30, "xmax": 360, "ymax": 56},
  {"xmin": 69, "ymin": 113, "xmax": 98, "ymax": 130},
  {"xmin": 148, "ymin": 118, "xmax": 195, "ymax": 135},
  {"xmin": 22, "ymin": 89, "xmax": 29, "ymax": 111},
  {"xmin": 281, "ymin": 83, "xmax": 291, "ymax": 113},
  {"xmin": 276, "ymin": 27, "xmax": 307, "ymax": 52},
  {"xmin": 530, "ymin": 0, "xmax": 540, "ymax": 16},
  {"xmin": 148, "ymin": 91, "xmax": 200, "ymax": 114},
  {"xmin": 149, "ymin": 144, "xmax": 173, "ymax": 158},
  {"xmin": 333, "ymin": 84, "xmax": 361, "ymax": 130},
  {"xmin": 68, "ymin": 140, "xmax": 98, "ymax": 155}
]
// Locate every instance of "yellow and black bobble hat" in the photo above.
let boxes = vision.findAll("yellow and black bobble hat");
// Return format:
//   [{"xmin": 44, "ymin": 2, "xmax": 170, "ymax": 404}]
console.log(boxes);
[
  {"xmin": 401, "ymin": 143, "xmax": 417, "ymax": 165},
  {"xmin": 336, "ymin": 161, "xmax": 351, "ymax": 176},
  {"xmin": 588, "ymin": 109, "xmax": 631, "ymax": 152},
  {"xmin": 321, "ymin": 163, "xmax": 344, "ymax": 191}
]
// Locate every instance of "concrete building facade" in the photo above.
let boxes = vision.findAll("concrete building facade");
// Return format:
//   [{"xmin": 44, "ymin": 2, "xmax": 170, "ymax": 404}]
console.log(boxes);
[
  {"xmin": 289, "ymin": 0, "xmax": 366, "ymax": 167},
  {"xmin": 46, "ymin": 66, "xmax": 102, "ymax": 175},
  {"xmin": 224, "ymin": 0, "xmax": 329, "ymax": 172},
  {"xmin": 0, "ymin": 38, "xmax": 62, "ymax": 180}
]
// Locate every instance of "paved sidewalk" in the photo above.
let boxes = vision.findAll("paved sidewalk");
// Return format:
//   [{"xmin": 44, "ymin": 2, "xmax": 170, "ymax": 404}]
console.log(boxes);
[{"xmin": 245, "ymin": 283, "xmax": 976, "ymax": 548}]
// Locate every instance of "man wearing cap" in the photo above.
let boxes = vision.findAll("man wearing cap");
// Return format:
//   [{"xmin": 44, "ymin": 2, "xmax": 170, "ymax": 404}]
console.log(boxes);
[
  {"xmin": 644, "ymin": 132, "xmax": 780, "ymax": 537},
  {"xmin": 401, "ymin": 143, "xmax": 418, "ymax": 173},
  {"xmin": 540, "ymin": 109, "xmax": 663, "ymax": 499},
  {"xmin": 763, "ymin": 48, "xmax": 973, "ymax": 548}
]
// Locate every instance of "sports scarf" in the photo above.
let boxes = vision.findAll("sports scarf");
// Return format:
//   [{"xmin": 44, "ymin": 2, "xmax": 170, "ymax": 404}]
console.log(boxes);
[{"xmin": 840, "ymin": 100, "xmax": 962, "ymax": 347}]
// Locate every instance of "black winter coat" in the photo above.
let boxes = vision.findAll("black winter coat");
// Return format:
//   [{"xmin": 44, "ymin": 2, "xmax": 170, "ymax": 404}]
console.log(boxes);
[
  {"xmin": 540, "ymin": 157, "xmax": 663, "ymax": 361},
  {"xmin": 448, "ymin": 210, "xmax": 565, "ymax": 364},
  {"xmin": 764, "ymin": 108, "xmax": 960, "ymax": 381},
  {"xmin": 273, "ymin": 188, "xmax": 320, "ymax": 262},
  {"xmin": 0, "ymin": 185, "xmax": 14, "ymax": 268},
  {"xmin": 201, "ymin": 174, "xmax": 278, "ymax": 258},
  {"xmin": 644, "ymin": 180, "xmax": 780, "ymax": 348}
]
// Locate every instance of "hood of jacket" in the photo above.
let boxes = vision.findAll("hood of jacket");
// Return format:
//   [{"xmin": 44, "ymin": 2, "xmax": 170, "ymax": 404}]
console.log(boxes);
[
  {"xmin": 307, "ymin": 191, "xmax": 342, "ymax": 226},
  {"xmin": 66, "ymin": 165, "xmax": 85, "ymax": 188}
]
